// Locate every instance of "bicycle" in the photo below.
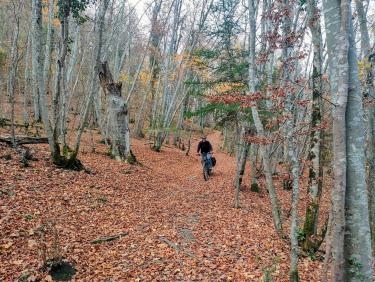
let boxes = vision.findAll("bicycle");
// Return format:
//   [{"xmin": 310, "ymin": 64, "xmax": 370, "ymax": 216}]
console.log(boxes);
[{"xmin": 199, "ymin": 152, "xmax": 213, "ymax": 181}]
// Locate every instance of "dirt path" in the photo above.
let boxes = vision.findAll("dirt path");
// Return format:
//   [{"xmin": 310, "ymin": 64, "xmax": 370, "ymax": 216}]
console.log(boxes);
[{"xmin": 0, "ymin": 132, "xmax": 324, "ymax": 281}]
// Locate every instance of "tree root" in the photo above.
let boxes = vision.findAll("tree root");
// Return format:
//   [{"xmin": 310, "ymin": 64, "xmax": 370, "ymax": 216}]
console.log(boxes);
[{"xmin": 91, "ymin": 232, "xmax": 129, "ymax": 244}]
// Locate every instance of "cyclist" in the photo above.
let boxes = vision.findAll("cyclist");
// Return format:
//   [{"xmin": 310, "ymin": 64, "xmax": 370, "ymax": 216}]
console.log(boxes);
[{"xmin": 197, "ymin": 135, "xmax": 213, "ymax": 170}]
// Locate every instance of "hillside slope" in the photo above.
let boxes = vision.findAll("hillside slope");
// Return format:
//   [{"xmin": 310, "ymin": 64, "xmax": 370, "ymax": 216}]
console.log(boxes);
[{"xmin": 0, "ymin": 131, "xmax": 327, "ymax": 281}]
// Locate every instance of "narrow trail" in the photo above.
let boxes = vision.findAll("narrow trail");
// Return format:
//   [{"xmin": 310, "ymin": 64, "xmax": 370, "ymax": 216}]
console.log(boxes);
[{"xmin": 0, "ymin": 131, "xmax": 324, "ymax": 281}]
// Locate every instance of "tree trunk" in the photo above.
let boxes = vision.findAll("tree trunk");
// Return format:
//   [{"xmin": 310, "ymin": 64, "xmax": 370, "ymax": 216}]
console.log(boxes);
[
  {"xmin": 61, "ymin": 22, "xmax": 80, "ymax": 148},
  {"xmin": 31, "ymin": 0, "xmax": 43, "ymax": 121},
  {"xmin": 248, "ymin": 0, "xmax": 282, "ymax": 233},
  {"xmin": 149, "ymin": 0, "xmax": 162, "ymax": 128},
  {"xmin": 234, "ymin": 122, "xmax": 250, "ymax": 208},
  {"xmin": 289, "ymin": 150, "xmax": 300, "ymax": 282},
  {"xmin": 343, "ymin": 3, "xmax": 373, "ymax": 279},
  {"xmin": 302, "ymin": 0, "xmax": 324, "ymax": 253},
  {"xmin": 7, "ymin": 1, "xmax": 24, "ymax": 147},
  {"xmin": 355, "ymin": 0, "xmax": 375, "ymax": 253},
  {"xmin": 51, "ymin": 0, "xmax": 73, "ymax": 163},
  {"xmin": 72, "ymin": 0, "xmax": 109, "ymax": 159},
  {"xmin": 23, "ymin": 31, "xmax": 31, "ymax": 127},
  {"xmin": 324, "ymin": 0, "xmax": 373, "ymax": 280},
  {"xmin": 98, "ymin": 62, "xmax": 135, "ymax": 163},
  {"xmin": 249, "ymin": 144, "xmax": 259, "ymax": 191}
]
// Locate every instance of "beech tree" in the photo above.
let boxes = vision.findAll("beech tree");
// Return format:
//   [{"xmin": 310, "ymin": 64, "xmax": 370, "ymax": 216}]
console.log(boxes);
[
  {"xmin": 323, "ymin": 0, "xmax": 373, "ymax": 280},
  {"xmin": 0, "ymin": 0, "xmax": 374, "ymax": 279},
  {"xmin": 355, "ymin": 0, "xmax": 375, "ymax": 251}
]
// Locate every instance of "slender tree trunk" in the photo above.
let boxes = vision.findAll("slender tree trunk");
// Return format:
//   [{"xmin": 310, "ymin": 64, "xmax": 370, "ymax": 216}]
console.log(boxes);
[
  {"xmin": 134, "ymin": 91, "xmax": 148, "ymax": 139},
  {"xmin": 289, "ymin": 149, "xmax": 300, "ymax": 282},
  {"xmin": 72, "ymin": 0, "xmax": 109, "ymax": 158},
  {"xmin": 282, "ymin": 1, "xmax": 301, "ymax": 277},
  {"xmin": 61, "ymin": 22, "xmax": 80, "ymax": 147},
  {"xmin": 234, "ymin": 123, "xmax": 250, "ymax": 208},
  {"xmin": 23, "ymin": 31, "xmax": 31, "ymax": 127},
  {"xmin": 248, "ymin": 0, "xmax": 282, "ymax": 233},
  {"xmin": 35, "ymin": 0, "xmax": 57, "ymax": 159},
  {"xmin": 7, "ymin": 1, "xmax": 24, "ymax": 146},
  {"xmin": 31, "ymin": 0, "xmax": 43, "ymax": 122},
  {"xmin": 149, "ymin": 0, "xmax": 162, "ymax": 128},
  {"xmin": 302, "ymin": 0, "xmax": 324, "ymax": 253},
  {"xmin": 249, "ymin": 144, "xmax": 259, "ymax": 190}
]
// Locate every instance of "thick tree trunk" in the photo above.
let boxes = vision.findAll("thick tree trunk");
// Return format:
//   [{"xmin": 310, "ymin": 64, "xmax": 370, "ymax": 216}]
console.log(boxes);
[
  {"xmin": 51, "ymin": 0, "xmax": 72, "ymax": 163},
  {"xmin": 343, "ymin": 3, "xmax": 373, "ymax": 280},
  {"xmin": 324, "ymin": 0, "xmax": 373, "ymax": 280},
  {"xmin": 323, "ymin": 1, "xmax": 346, "ymax": 279},
  {"xmin": 355, "ymin": 0, "xmax": 375, "ymax": 252},
  {"xmin": 98, "ymin": 62, "xmax": 135, "ymax": 163}
]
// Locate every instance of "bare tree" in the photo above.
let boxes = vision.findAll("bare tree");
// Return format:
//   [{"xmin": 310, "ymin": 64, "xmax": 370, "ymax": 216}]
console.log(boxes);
[
  {"xmin": 31, "ymin": 0, "xmax": 43, "ymax": 121},
  {"xmin": 7, "ymin": 0, "xmax": 25, "ymax": 146},
  {"xmin": 248, "ymin": 0, "xmax": 282, "ymax": 233}
]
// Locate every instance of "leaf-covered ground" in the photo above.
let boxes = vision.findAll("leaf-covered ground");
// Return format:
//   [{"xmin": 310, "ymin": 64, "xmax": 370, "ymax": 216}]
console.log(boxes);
[{"xmin": 0, "ymin": 131, "xmax": 329, "ymax": 281}]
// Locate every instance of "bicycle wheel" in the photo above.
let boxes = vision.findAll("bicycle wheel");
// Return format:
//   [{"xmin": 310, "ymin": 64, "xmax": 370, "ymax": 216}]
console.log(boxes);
[{"xmin": 203, "ymin": 166, "xmax": 209, "ymax": 181}]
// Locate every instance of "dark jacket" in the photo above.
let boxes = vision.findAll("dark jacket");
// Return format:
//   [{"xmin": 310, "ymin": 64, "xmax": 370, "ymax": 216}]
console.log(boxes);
[{"xmin": 197, "ymin": 140, "xmax": 212, "ymax": 154}]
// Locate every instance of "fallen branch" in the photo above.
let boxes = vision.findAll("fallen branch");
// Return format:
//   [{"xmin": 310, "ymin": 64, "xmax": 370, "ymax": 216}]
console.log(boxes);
[
  {"xmin": 0, "ymin": 136, "xmax": 48, "ymax": 145},
  {"xmin": 158, "ymin": 236, "xmax": 195, "ymax": 258},
  {"xmin": 159, "ymin": 236, "xmax": 179, "ymax": 250},
  {"xmin": 0, "ymin": 118, "xmax": 43, "ymax": 128},
  {"xmin": 91, "ymin": 232, "xmax": 128, "ymax": 244}
]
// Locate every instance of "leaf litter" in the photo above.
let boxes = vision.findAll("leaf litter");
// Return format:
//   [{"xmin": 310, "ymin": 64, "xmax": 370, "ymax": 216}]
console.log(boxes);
[{"xmin": 0, "ymin": 131, "xmax": 330, "ymax": 281}]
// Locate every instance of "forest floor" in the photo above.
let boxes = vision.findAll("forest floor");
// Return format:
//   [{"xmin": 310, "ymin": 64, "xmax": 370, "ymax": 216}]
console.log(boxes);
[{"xmin": 0, "ymin": 129, "xmax": 330, "ymax": 281}]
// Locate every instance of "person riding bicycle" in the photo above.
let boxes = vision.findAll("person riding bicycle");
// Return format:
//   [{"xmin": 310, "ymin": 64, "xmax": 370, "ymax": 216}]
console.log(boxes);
[{"xmin": 197, "ymin": 135, "xmax": 213, "ymax": 169}]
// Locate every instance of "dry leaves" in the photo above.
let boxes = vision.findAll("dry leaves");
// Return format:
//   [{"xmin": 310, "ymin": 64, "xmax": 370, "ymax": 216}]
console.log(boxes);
[{"xmin": 0, "ymin": 131, "xmax": 330, "ymax": 281}]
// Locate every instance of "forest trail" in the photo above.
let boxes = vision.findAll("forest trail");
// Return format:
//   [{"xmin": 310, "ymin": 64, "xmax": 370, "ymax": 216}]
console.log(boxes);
[{"xmin": 0, "ymin": 131, "xmax": 324, "ymax": 281}]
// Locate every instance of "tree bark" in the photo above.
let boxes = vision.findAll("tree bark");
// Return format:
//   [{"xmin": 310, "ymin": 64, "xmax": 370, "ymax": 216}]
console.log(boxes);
[
  {"xmin": 7, "ymin": 1, "xmax": 24, "ymax": 147},
  {"xmin": 302, "ymin": 0, "xmax": 324, "ymax": 253},
  {"xmin": 343, "ymin": 2, "xmax": 373, "ymax": 280},
  {"xmin": 23, "ymin": 31, "xmax": 31, "ymax": 127},
  {"xmin": 324, "ymin": 0, "xmax": 373, "ymax": 280},
  {"xmin": 31, "ymin": 0, "xmax": 43, "ymax": 121},
  {"xmin": 72, "ymin": 0, "xmax": 109, "ymax": 158},
  {"xmin": 234, "ymin": 123, "xmax": 250, "ymax": 208},
  {"xmin": 355, "ymin": 0, "xmax": 375, "ymax": 253},
  {"xmin": 248, "ymin": 0, "xmax": 282, "ymax": 233},
  {"xmin": 98, "ymin": 62, "xmax": 135, "ymax": 163}
]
